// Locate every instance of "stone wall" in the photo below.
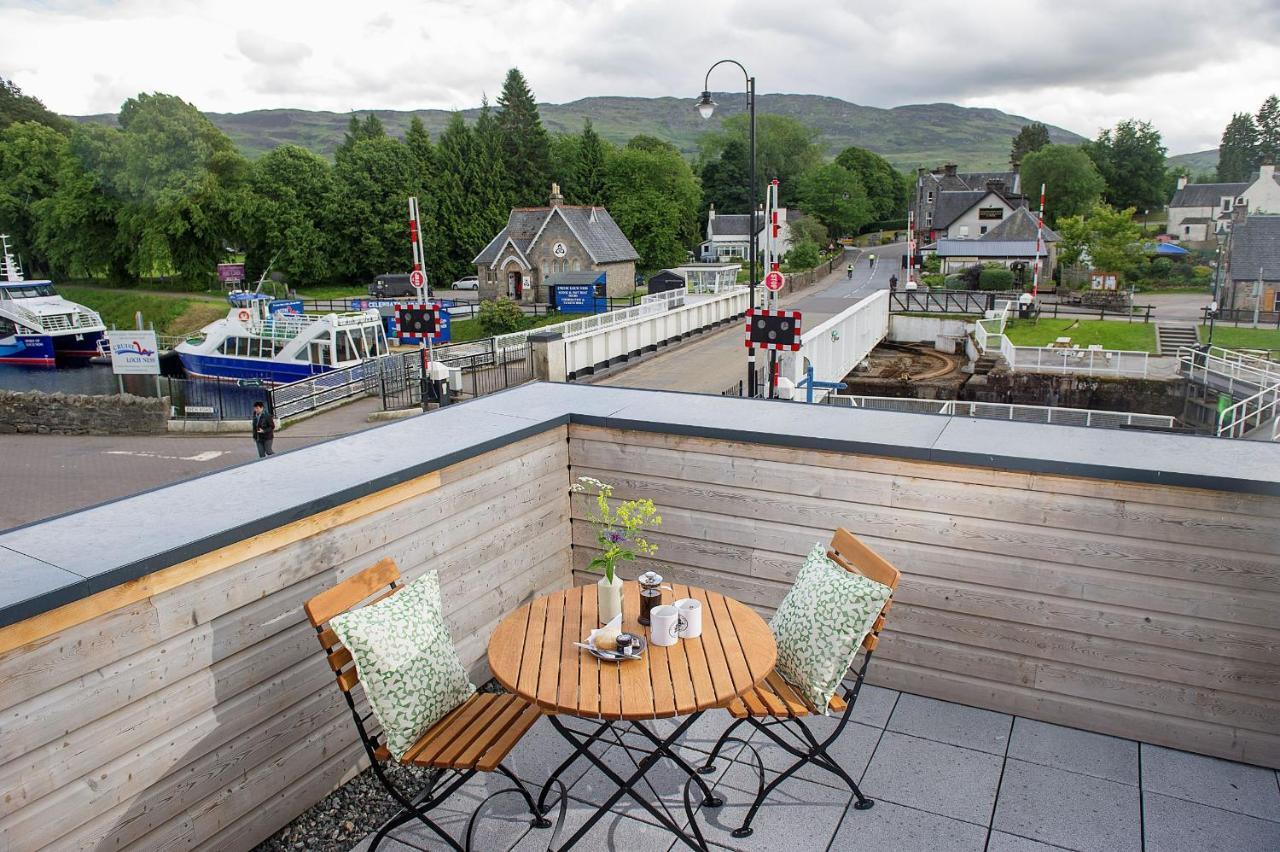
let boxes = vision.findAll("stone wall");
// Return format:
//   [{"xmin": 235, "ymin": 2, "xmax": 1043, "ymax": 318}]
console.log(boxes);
[
  {"xmin": 962, "ymin": 370, "xmax": 1186, "ymax": 416},
  {"xmin": 0, "ymin": 390, "xmax": 168, "ymax": 435}
]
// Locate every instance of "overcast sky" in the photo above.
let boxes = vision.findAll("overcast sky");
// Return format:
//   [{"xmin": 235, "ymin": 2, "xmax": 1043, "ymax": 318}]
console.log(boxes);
[{"xmin": 2, "ymin": 0, "xmax": 1276, "ymax": 154}]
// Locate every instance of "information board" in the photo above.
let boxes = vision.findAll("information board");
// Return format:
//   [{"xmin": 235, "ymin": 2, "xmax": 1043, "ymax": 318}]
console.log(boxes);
[
  {"xmin": 109, "ymin": 330, "xmax": 160, "ymax": 375},
  {"xmin": 554, "ymin": 284, "xmax": 607, "ymax": 313}
]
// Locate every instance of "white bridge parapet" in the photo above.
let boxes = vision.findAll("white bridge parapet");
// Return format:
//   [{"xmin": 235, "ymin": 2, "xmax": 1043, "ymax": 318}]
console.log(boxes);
[
  {"xmin": 779, "ymin": 290, "xmax": 890, "ymax": 402},
  {"xmin": 561, "ymin": 286, "xmax": 750, "ymax": 378}
]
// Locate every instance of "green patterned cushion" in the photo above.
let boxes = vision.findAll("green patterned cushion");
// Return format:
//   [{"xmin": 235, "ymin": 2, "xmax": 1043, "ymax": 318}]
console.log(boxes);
[
  {"xmin": 330, "ymin": 571, "xmax": 475, "ymax": 760},
  {"xmin": 770, "ymin": 542, "xmax": 893, "ymax": 713}
]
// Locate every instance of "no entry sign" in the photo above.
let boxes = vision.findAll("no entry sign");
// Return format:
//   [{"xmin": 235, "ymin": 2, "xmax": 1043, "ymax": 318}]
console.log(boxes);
[
  {"xmin": 764, "ymin": 270, "xmax": 784, "ymax": 291},
  {"xmin": 409, "ymin": 269, "xmax": 426, "ymax": 289}
]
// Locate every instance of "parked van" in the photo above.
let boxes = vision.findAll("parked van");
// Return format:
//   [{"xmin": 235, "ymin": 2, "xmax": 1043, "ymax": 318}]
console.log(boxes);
[{"xmin": 368, "ymin": 274, "xmax": 424, "ymax": 298}]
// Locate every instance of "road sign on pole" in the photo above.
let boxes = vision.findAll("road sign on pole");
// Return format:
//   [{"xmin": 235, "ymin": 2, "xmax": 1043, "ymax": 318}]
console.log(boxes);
[
  {"xmin": 409, "ymin": 269, "xmax": 426, "ymax": 289},
  {"xmin": 764, "ymin": 270, "xmax": 784, "ymax": 291}
]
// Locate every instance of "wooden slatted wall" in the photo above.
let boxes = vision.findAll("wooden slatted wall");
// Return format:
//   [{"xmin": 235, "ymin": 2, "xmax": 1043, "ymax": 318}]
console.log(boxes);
[
  {"xmin": 568, "ymin": 425, "xmax": 1280, "ymax": 768},
  {"xmin": 0, "ymin": 428, "xmax": 573, "ymax": 852}
]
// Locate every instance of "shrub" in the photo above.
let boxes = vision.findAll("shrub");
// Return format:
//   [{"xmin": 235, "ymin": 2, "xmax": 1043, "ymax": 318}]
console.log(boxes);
[
  {"xmin": 922, "ymin": 274, "xmax": 946, "ymax": 289},
  {"xmin": 476, "ymin": 298, "xmax": 526, "ymax": 335},
  {"xmin": 784, "ymin": 240, "xmax": 821, "ymax": 271},
  {"xmin": 1192, "ymin": 265, "xmax": 1211, "ymax": 282},
  {"xmin": 923, "ymin": 254, "xmax": 942, "ymax": 274},
  {"xmin": 978, "ymin": 266, "xmax": 1015, "ymax": 291},
  {"xmin": 944, "ymin": 274, "xmax": 967, "ymax": 289}
]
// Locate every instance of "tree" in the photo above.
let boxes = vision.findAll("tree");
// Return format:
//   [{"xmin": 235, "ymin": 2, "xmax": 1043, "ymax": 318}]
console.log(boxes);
[
  {"xmin": 1256, "ymin": 94, "xmax": 1280, "ymax": 167},
  {"xmin": 699, "ymin": 137, "xmax": 750, "ymax": 212},
  {"xmin": 1217, "ymin": 112, "xmax": 1260, "ymax": 182},
  {"xmin": 331, "ymin": 136, "xmax": 421, "ymax": 280},
  {"xmin": 0, "ymin": 121, "xmax": 69, "ymax": 275},
  {"xmin": 1062, "ymin": 202, "xmax": 1143, "ymax": 281},
  {"xmin": 496, "ymin": 68, "xmax": 551, "ymax": 206},
  {"xmin": 789, "ymin": 215, "xmax": 828, "ymax": 247},
  {"xmin": 237, "ymin": 145, "xmax": 339, "ymax": 285},
  {"xmin": 833, "ymin": 147, "xmax": 904, "ymax": 222},
  {"xmin": 1019, "ymin": 144, "xmax": 1106, "ymax": 224},
  {"xmin": 0, "ymin": 78, "xmax": 70, "ymax": 133},
  {"xmin": 783, "ymin": 239, "xmax": 820, "ymax": 271},
  {"xmin": 1010, "ymin": 123, "xmax": 1051, "ymax": 167},
  {"xmin": 1082, "ymin": 119, "xmax": 1167, "ymax": 212},
  {"xmin": 404, "ymin": 116, "xmax": 434, "ymax": 177},
  {"xmin": 574, "ymin": 119, "xmax": 607, "ymax": 206},
  {"xmin": 1054, "ymin": 214, "xmax": 1089, "ymax": 267},
  {"xmin": 793, "ymin": 163, "xmax": 873, "ymax": 237},
  {"xmin": 433, "ymin": 111, "xmax": 510, "ymax": 283},
  {"xmin": 698, "ymin": 114, "xmax": 822, "ymax": 207},
  {"xmin": 335, "ymin": 112, "xmax": 387, "ymax": 162},
  {"xmin": 604, "ymin": 140, "xmax": 701, "ymax": 271}
]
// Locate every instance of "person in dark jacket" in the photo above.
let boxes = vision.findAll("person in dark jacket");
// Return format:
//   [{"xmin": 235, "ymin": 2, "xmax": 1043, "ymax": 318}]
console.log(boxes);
[{"xmin": 252, "ymin": 401, "xmax": 275, "ymax": 458}]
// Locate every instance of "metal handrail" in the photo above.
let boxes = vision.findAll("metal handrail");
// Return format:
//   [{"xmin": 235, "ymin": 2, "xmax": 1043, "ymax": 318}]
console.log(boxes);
[
  {"xmin": 830, "ymin": 394, "xmax": 1178, "ymax": 430},
  {"xmin": 1216, "ymin": 382, "xmax": 1280, "ymax": 439}
]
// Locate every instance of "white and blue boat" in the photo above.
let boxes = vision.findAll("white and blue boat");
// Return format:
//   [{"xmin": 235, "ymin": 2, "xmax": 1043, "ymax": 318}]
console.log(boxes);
[
  {"xmin": 175, "ymin": 292, "xmax": 388, "ymax": 384},
  {"xmin": 0, "ymin": 236, "xmax": 107, "ymax": 366}
]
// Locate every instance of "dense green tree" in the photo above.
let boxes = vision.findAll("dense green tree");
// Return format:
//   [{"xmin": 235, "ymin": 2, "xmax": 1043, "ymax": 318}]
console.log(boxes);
[
  {"xmin": 236, "ymin": 145, "xmax": 339, "ymax": 285},
  {"xmin": 335, "ymin": 112, "xmax": 387, "ymax": 162},
  {"xmin": 1054, "ymin": 213, "xmax": 1090, "ymax": 268},
  {"xmin": 575, "ymin": 119, "xmax": 608, "ymax": 206},
  {"xmin": 604, "ymin": 141, "xmax": 701, "ymax": 271},
  {"xmin": 472, "ymin": 101, "xmax": 515, "ymax": 235},
  {"xmin": 1217, "ymin": 112, "xmax": 1261, "ymax": 182},
  {"xmin": 0, "ymin": 78, "xmax": 70, "ymax": 133},
  {"xmin": 404, "ymin": 116, "xmax": 434, "ymax": 176},
  {"xmin": 793, "ymin": 163, "xmax": 873, "ymax": 237},
  {"xmin": 698, "ymin": 114, "xmax": 822, "ymax": 207},
  {"xmin": 496, "ymin": 68, "xmax": 552, "ymax": 206},
  {"xmin": 1009, "ymin": 122, "xmax": 1051, "ymax": 167},
  {"xmin": 0, "ymin": 121, "xmax": 69, "ymax": 275},
  {"xmin": 432, "ymin": 112, "xmax": 510, "ymax": 282},
  {"xmin": 833, "ymin": 146, "xmax": 905, "ymax": 222},
  {"xmin": 1082, "ymin": 119, "xmax": 1167, "ymax": 212},
  {"xmin": 332, "ymin": 136, "xmax": 421, "ymax": 280},
  {"xmin": 1256, "ymin": 94, "xmax": 1280, "ymax": 166},
  {"xmin": 548, "ymin": 132, "xmax": 582, "ymax": 201},
  {"xmin": 789, "ymin": 215, "xmax": 829, "ymax": 247},
  {"xmin": 1057, "ymin": 203, "xmax": 1142, "ymax": 281},
  {"xmin": 699, "ymin": 137, "xmax": 750, "ymax": 212},
  {"xmin": 1020, "ymin": 144, "xmax": 1106, "ymax": 224},
  {"xmin": 783, "ymin": 239, "xmax": 820, "ymax": 271}
]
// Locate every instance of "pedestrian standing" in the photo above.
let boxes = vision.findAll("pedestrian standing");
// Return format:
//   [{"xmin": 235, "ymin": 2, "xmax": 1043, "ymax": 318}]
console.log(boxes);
[{"xmin": 252, "ymin": 401, "xmax": 275, "ymax": 458}]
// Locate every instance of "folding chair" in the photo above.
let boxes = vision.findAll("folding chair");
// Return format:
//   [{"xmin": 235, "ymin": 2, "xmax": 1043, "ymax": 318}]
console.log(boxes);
[
  {"xmin": 697, "ymin": 528, "xmax": 900, "ymax": 838},
  {"xmin": 304, "ymin": 558, "xmax": 564, "ymax": 851}
]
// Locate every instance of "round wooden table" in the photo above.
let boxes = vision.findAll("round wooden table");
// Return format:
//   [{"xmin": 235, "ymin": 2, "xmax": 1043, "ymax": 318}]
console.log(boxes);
[
  {"xmin": 488, "ymin": 581, "xmax": 776, "ymax": 720},
  {"xmin": 487, "ymin": 581, "xmax": 776, "ymax": 850}
]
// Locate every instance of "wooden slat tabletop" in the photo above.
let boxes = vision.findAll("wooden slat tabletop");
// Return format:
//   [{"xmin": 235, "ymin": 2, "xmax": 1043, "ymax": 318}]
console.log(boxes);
[{"xmin": 488, "ymin": 582, "xmax": 776, "ymax": 720}]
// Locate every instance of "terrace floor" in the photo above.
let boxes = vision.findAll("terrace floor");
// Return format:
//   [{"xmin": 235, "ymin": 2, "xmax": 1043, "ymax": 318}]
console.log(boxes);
[{"xmin": 353, "ymin": 686, "xmax": 1280, "ymax": 852}]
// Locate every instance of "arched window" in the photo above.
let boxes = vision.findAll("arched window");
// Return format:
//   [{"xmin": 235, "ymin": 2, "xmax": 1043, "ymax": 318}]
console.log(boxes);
[{"xmin": 572, "ymin": 259, "xmax": 581, "ymax": 271}]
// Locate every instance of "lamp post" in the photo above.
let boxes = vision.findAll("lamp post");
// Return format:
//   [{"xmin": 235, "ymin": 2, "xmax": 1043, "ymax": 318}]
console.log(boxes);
[{"xmin": 698, "ymin": 60, "xmax": 757, "ymax": 397}]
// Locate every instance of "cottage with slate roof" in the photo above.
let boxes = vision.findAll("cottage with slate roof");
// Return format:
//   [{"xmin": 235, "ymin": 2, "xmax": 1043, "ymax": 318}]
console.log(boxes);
[
  {"xmin": 913, "ymin": 164, "xmax": 1022, "ymax": 241},
  {"xmin": 698, "ymin": 205, "xmax": 792, "ymax": 263},
  {"xmin": 1222, "ymin": 212, "xmax": 1280, "ymax": 313},
  {"xmin": 935, "ymin": 207, "xmax": 1060, "ymax": 275},
  {"xmin": 1167, "ymin": 164, "xmax": 1280, "ymax": 245},
  {"xmin": 472, "ymin": 184, "xmax": 639, "ymax": 303}
]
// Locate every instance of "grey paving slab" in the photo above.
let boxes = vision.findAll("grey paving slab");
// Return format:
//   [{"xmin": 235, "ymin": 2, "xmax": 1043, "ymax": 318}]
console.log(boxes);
[
  {"xmin": 500, "ymin": 717, "xmax": 605, "ymax": 793},
  {"xmin": 828, "ymin": 797, "xmax": 987, "ymax": 852},
  {"xmin": 736, "ymin": 716, "xmax": 883, "ymax": 786},
  {"xmin": 992, "ymin": 759, "xmax": 1140, "ymax": 851},
  {"xmin": 887, "ymin": 692, "xmax": 1012, "ymax": 755},
  {"xmin": 696, "ymin": 760, "xmax": 851, "ymax": 852},
  {"xmin": 859, "ymin": 731, "xmax": 1003, "ymax": 824},
  {"xmin": 509, "ymin": 788, "xmax": 680, "ymax": 852},
  {"xmin": 1008, "ymin": 717, "xmax": 1138, "ymax": 785},
  {"xmin": 986, "ymin": 831, "xmax": 1069, "ymax": 851},
  {"xmin": 1143, "ymin": 791, "xmax": 1280, "ymax": 852},
  {"xmin": 1141, "ymin": 743, "xmax": 1280, "ymax": 820},
  {"xmin": 843, "ymin": 682, "xmax": 899, "ymax": 728}
]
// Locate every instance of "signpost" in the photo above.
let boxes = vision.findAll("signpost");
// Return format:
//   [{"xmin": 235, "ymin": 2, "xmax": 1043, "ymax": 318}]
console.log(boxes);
[
  {"xmin": 109, "ymin": 329, "xmax": 160, "ymax": 397},
  {"xmin": 217, "ymin": 263, "xmax": 245, "ymax": 288}
]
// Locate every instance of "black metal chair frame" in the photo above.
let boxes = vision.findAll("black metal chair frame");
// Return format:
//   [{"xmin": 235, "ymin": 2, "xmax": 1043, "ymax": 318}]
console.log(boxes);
[
  {"xmin": 536, "ymin": 712, "xmax": 724, "ymax": 851},
  {"xmin": 310, "ymin": 576, "xmax": 567, "ymax": 852},
  {"xmin": 696, "ymin": 634, "xmax": 880, "ymax": 837}
]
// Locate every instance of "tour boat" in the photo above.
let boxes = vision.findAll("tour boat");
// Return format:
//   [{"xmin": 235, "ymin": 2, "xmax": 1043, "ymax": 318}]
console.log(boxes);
[
  {"xmin": 175, "ymin": 292, "xmax": 389, "ymax": 384},
  {"xmin": 0, "ymin": 236, "xmax": 107, "ymax": 366}
]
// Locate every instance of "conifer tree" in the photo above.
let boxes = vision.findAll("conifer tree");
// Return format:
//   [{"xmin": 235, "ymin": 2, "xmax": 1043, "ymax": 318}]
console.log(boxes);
[
  {"xmin": 433, "ymin": 113, "xmax": 492, "ymax": 282},
  {"xmin": 575, "ymin": 119, "xmax": 607, "ymax": 206},
  {"xmin": 1218, "ymin": 112, "xmax": 1260, "ymax": 182},
  {"xmin": 1010, "ymin": 122, "xmax": 1051, "ymax": 167},
  {"xmin": 496, "ymin": 68, "xmax": 552, "ymax": 206},
  {"xmin": 1256, "ymin": 95, "xmax": 1280, "ymax": 167}
]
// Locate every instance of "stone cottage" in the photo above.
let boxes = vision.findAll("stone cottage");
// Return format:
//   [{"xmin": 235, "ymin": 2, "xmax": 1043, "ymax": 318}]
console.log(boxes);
[{"xmin": 472, "ymin": 185, "xmax": 639, "ymax": 303}]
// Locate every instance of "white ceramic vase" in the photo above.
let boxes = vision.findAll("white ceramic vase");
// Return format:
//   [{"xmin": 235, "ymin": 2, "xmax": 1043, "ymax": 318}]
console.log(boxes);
[{"xmin": 597, "ymin": 573, "xmax": 623, "ymax": 624}]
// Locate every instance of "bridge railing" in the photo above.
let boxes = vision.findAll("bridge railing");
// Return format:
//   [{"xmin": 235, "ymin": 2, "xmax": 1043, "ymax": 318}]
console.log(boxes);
[
  {"xmin": 828, "ymin": 394, "xmax": 1178, "ymax": 430},
  {"xmin": 779, "ymin": 290, "xmax": 889, "ymax": 402}
]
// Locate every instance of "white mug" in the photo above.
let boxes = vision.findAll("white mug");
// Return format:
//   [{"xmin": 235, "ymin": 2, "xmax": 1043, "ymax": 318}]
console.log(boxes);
[
  {"xmin": 649, "ymin": 604, "xmax": 680, "ymax": 646},
  {"xmin": 674, "ymin": 598, "xmax": 702, "ymax": 639}
]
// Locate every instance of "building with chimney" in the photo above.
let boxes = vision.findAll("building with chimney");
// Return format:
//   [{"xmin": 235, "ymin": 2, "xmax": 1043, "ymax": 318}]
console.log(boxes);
[
  {"xmin": 1167, "ymin": 163, "xmax": 1280, "ymax": 245},
  {"xmin": 1222, "ymin": 211, "xmax": 1280, "ymax": 313},
  {"xmin": 472, "ymin": 184, "xmax": 639, "ymax": 303},
  {"xmin": 913, "ymin": 164, "xmax": 1022, "ymax": 242},
  {"xmin": 698, "ymin": 205, "xmax": 792, "ymax": 263}
]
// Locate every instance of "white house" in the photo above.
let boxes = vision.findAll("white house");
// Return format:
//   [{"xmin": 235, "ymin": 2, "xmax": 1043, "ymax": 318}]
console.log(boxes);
[
  {"xmin": 1167, "ymin": 163, "xmax": 1280, "ymax": 243},
  {"xmin": 699, "ymin": 206, "xmax": 792, "ymax": 263}
]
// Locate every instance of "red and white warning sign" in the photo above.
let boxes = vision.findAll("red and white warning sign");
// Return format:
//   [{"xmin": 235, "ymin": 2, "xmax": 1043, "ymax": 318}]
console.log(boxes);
[
  {"xmin": 409, "ymin": 269, "xmax": 426, "ymax": 289},
  {"xmin": 745, "ymin": 308, "xmax": 802, "ymax": 351},
  {"xmin": 764, "ymin": 270, "xmax": 784, "ymax": 291}
]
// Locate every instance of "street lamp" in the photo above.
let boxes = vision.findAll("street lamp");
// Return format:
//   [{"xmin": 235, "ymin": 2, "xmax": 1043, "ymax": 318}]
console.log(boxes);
[
  {"xmin": 698, "ymin": 59, "xmax": 757, "ymax": 397},
  {"xmin": 1207, "ymin": 300, "xmax": 1219, "ymax": 350}
]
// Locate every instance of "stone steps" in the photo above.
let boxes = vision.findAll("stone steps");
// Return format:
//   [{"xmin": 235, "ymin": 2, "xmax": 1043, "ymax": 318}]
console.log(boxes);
[{"xmin": 1156, "ymin": 323, "xmax": 1198, "ymax": 356}]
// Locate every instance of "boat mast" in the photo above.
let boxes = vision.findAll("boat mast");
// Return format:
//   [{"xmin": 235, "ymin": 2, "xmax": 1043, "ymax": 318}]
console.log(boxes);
[{"xmin": 0, "ymin": 235, "xmax": 24, "ymax": 283}]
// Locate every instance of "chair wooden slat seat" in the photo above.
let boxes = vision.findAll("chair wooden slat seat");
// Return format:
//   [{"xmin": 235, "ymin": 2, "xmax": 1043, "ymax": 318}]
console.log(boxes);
[{"xmin": 303, "ymin": 558, "xmax": 553, "ymax": 851}]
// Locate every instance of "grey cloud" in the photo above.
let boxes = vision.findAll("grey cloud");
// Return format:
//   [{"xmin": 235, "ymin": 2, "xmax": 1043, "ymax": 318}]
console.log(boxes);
[{"xmin": 235, "ymin": 29, "xmax": 312, "ymax": 66}]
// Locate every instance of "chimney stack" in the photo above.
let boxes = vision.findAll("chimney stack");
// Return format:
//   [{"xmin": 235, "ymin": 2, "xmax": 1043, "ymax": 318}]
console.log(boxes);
[
  {"xmin": 944, "ymin": 164, "xmax": 958, "ymax": 177},
  {"xmin": 1260, "ymin": 162, "xmax": 1275, "ymax": 183},
  {"xmin": 986, "ymin": 179, "xmax": 1006, "ymax": 196},
  {"xmin": 549, "ymin": 183, "xmax": 563, "ymax": 207},
  {"xmin": 1176, "ymin": 175, "xmax": 1188, "ymax": 191}
]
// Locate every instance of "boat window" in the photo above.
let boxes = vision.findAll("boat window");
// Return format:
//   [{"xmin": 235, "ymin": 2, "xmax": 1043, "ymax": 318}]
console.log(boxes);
[
  {"xmin": 3, "ymin": 284, "xmax": 56, "ymax": 299},
  {"xmin": 350, "ymin": 328, "xmax": 368, "ymax": 360},
  {"xmin": 219, "ymin": 336, "xmax": 243, "ymax": 355},
  {"xmin": 335, "ymin": 330, "xmax": 356, "ymax": 363}
]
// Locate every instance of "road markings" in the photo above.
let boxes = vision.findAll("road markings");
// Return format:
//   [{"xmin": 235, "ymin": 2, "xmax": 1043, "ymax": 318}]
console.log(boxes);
[{"xmin": 104, "ymin": 450, "xmax": 226, "ymax": 462}]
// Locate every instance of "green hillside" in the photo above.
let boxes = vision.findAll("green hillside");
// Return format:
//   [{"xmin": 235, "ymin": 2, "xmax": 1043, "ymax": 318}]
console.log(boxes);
[
  {"xmin": 73, "ymin": 94, "xmax": 1086, "ymax": 172},
  {"xmin": 1168, "ymin": 148, "xmax": 1219, "ymax": 176}
]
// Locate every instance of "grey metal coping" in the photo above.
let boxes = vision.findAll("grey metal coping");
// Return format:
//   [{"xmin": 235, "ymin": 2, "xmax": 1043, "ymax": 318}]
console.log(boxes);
[{"xmin": 2, "ymin": 382, "xmax": 1278, "ymax": 629}]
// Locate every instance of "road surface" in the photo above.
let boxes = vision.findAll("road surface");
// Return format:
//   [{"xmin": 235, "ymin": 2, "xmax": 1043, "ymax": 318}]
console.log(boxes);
[{"xmin": 594, "ymin": 244, "xmax": 906, "ymax": 394}]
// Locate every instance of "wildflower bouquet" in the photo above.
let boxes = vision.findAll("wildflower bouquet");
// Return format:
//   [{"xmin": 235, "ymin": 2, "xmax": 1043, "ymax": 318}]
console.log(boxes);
[{"xmin": 571, "ymin": 476, "xmax": 661, "ymax": 583}]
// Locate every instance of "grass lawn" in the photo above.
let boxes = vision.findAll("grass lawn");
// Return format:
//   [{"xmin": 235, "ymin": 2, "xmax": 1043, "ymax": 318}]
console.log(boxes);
[
  {"xmin": 1004, "ymin": 318, "xmax": 1158, "ymax": 352},
  {"xmin": 1200, "ymin": 325, "xmax": 1280, "ymax": 353},
  {"xmin": 291, "ymin": 284, "xmax": 368, "ymax": 300},
  {"xmin": 59, "ymin": 286, "xmax": 227, "ymax": 336},
  {"xmin": 448, "ymin": 312, "xmax": 568, "ymax": 343}
]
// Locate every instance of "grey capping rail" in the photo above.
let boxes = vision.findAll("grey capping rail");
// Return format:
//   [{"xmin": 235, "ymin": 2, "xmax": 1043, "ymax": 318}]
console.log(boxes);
[{"xmin": 2, "ymin": 381, "xmax": 1278, "ymax": 629}]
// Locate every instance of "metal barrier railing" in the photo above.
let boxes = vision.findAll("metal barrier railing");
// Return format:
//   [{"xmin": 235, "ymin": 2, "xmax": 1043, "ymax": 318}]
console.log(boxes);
[{"xmin": 827, "ymin": 394, "xmax": 1178, "ymax": 430}]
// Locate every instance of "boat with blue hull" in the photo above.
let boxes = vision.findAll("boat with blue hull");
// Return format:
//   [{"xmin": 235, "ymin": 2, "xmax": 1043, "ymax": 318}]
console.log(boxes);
[
  {"xmin": 0, "ymin": 236, "xmax": 107, "ymax": 366},
  {"xmin": 175, "ymin": 292, "xmax": 388, "ymax": 384}
]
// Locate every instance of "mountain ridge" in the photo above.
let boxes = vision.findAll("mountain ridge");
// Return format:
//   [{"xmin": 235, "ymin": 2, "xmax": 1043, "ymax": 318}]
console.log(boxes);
[{"xmin": 72, "ymin": 93, "xmax": 1091, "ymax": 172}]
